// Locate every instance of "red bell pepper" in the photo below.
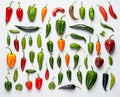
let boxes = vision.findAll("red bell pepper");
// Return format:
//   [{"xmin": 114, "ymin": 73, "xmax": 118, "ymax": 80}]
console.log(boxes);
[
  {"xmin": 35, "ymin": 74, "xmax": 43, "ymax": 90},
  {"xmin": 21, "ymin": 50, "xmax": 26, "ymax": 71},
  {"xmin": 14, "ymin": 35, "xmax": 19, "ymax": 52}
]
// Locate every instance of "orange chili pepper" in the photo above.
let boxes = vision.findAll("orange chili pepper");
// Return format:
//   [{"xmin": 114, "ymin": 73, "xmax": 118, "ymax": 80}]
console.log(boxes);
[
  {"xmin": 57, "ymin": 37, "xmax": 65, "ymax": 51},
  {"xmin": 41, "ymin": 4, "xmax": 47, "ymax": 23},
  {"xmin": 96, "ymin": 35, "xmax": 101, "ymax": 55},
  {"xmin": 65, "ymin": 53, "xmax": 70, "ymax": 67},
  {"xmin": 6, "ymin": 47, "xmax": 16, "ymax": 68}
]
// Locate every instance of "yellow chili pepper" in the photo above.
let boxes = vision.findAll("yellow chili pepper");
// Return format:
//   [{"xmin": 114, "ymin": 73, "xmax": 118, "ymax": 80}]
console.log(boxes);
[{"xmin": 6, "ymin": 47, "xmax": 16, "ymax": 68}]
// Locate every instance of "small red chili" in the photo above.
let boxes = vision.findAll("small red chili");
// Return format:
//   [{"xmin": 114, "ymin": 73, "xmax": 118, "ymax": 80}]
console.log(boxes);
[
  {"xmin": 25, "ymin": 74, "xmax": 32, "ymax": 90},
  {"xmin": 45, "ymin": 64, "xmax": 49, "ymax": 80},
  {"xmin": 16, "ymin": 2, "xmax": 23, "ymax": 21},
  {"xmin": 14, "ymin": 35, "xmax": 19, "ymax": 52},
  {"xmin": 21, "ymin": 50, "xmax": 26, "ymax": 71},
  {"xmin": 52, "ymin": 7, "xmax": 65, "ymax": 17}
]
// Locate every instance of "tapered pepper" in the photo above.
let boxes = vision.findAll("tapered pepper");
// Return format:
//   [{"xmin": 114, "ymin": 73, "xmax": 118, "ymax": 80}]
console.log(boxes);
[
  {"xmin": 47, "ymin": 39, "xmax": 53, "ymax": 53},
  {"xmin": 57, "ymin": 54, "xmax": 61, "ymax": 68},
  {"xmin": 21, "ymin": 34, "xmax": 27, "ymax": 50},
  {"xmin": 56, "ymin": 15, "xmax": 66, "ymax": 35},
  {"xmin": 37, "ymin": 48, "xmax": 44, "ymax": 70},
  {"xmin": 35, "ymin": 73, "xmax": 43, "ymax": 90},
  {"xmin": 49, "ymin": 54, "xmax": 54, "ymax": 69},
  {"xmin": 27, "ymin": 4, "xmax": 37, "ymax": 22},
  {"xmin": 88, "ymin": 36, "xmax": 94, "ymax": 54},
  {"xmin": 29, "ymin": 50, "xmax": 35, "ymax": 64},
  {"xmin": 5, "ymin": 76, "xmax": 12, "ymax": 91},
  {"xmin": 65, "ymin": 53, "xmax": 70, "ymax": 67},
  {"xmin": 45, "ymin": 64, "xmax": 49, "ymax": 80},
  {"xmin": 73, "ymin": 52, "xmax": 79, "ymax": 69},
  {"xmin": 58, "ymin": 69, "xmax": 63, "ymax": 85},
  {"xmin": 29, "ymin": 35, "xmax": 33, "ymax": 47},
  {"xmin": 6, "ymin": 47, "xmax": 16, "ymax": 68},
  {"xmin": 45, "ymin": 18, "xmax": 51, "ymax": 38},
  {"xmin": 7, "ymin": 33, "xmax": 11, "ymax": 46},
  {"xmin": 37, "ymin": 33, "xmax": 42, "ymax": 48},
  {"xmin": 21, "ymin": 50, "xmax": 26, "ymax": 71},
  {"xmin": 77, "ymin": 66, "xmax": 82, "ymax": 85},
  {"xmin": 79, "ymin": 2, "xmax": 85, "ymax": 19},
  {"xmin": 66, "ymin": 67, "xmax": 72, "ymax": 81},
  {"xmin": 14, "ymin": 35, "xmax": 19, "ymax": 52}
]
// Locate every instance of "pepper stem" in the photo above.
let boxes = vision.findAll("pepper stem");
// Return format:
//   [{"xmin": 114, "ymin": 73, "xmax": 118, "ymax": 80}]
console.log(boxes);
[
  {"xmin": 109, "ymin": 34, "xmax": 114, "ymax": 40},
  {"xmin": 52, "ymin": 76, "xmax": 55, "ymax": 81},
  {"xmin": 41, "ymin": 48, "xmax": 43, "ymax": 52},
  {"xmin": 5, "ymin": 76, "xmax": 9, "ymax": 82},
  {"xmin": 81, "ymin": 1, "xmax": 83, "ymax": 6},
  {"xmin": 76, "ymin": 85, "xmax": 81, "ymax": 90},
  {"xmin": 22, "ymin": 50, "xmax": 25, "ymax": 58},
  {"xmin": 6, "ymin": 47, "xmax": 13, "ymax": 54},
  {"xmin": 65, "ymin": 34, "xmax": 71, "ymax": 39},
  {"xmin": 44, "ymin": 3, "xmax": 47, "ymax": 8},
  {"xmin": 72, "ymin": 0, "xmax": 77, "ymax": 5},
  {"xmin": 48, "ymin": 17, "xmax": 51, "ymax": 24},
  {"xmin": 105, "ymin": 67, "xmax": 111, "ymax": 73},
  {"xmin": 108, "ymin": 1, "xmax": 111, "ymax": 5},
  {"xmin": 37, "ymin": 73, "xmax": 40, "ymax": 78},
  {"xmin": 32, "ymin": 4, "xmax": 36, "ymax": 7},
  {"xmin": 27, "ymin": 74, "xmax": 30, "ymax": 81},
  {"xmin": 9, "ymin": 1, "xmax": 14, "ymax": 7},
  {"xmin": 96, "ymin": 34, "xmax": 99, "ymax": 42},
  {"xmin": 46, "ymin": 63, "xmax": 48, "ymax": 69},
  {"xmin": 23, "ymin": 34, "xmax": 28, "ymax": 38},
  {"xmin": 89, "ymin": 36, "xmax": 91, "ymax": 42},
  {"xmin": 60, "ymin": 15, "xmax": 66, "ymax": 20},
  {"xmin": 18, "ymin": 2, "xmax": 21, "ymax": 8},
  {"xmin": 59, "ymin": 68, "xmax": 62, "ymax": 73},
  {"xmin": 91, "ymin": 66, "xmax": 94, "ymax": 71},
  {"xmin": 78, "ymin": 65, "xmax": 81, "ymax": 71}
]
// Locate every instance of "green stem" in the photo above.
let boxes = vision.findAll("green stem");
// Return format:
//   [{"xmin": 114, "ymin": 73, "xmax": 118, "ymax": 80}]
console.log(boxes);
[
  {"xmin": 37, "ymin": 73, "xmax": 40, "ymax": 78},
  {"xmin": 6, "ymin": 47, "xmax": 12, "ymax": 54},
  {"xmin": 9, "ymin": 1, "xmax": 14, "ymax": 7},
  {"xmin": 18, "ymin": 2, "xmax": 20, "ymax": 8},
  {"xmin": 60, "ymin": 15, "xmax": 66, "ymax": 20},
  {"xmin": 32, "ymin": 4, "xmax": 36, "ymax": 7},
  {"xmin": 48, "ymin": 17, "xmax": 51, "ymax": 24},
  {"xmin": 109, "ymin": 34, "xmax": 114, "ymax": 40},
  {"xmin": 72, "ymin": 0, "xmax": 77, "ymax": 5},
  {"xmin": 22, "ymin": 50, "xmax": 25, "ymax": 58},
  {"xmin": 105, "ymin": 67, "xmax": 111, "ymax": 73},
  {"xmin": 91, "ymin": 66, "xmax": 94, "ymax": 71}
]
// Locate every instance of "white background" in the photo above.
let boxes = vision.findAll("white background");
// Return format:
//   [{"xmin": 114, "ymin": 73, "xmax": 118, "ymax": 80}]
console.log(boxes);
[{"xmin": 0, "ymin": 0, "xmax": 120, "ymax": 97}]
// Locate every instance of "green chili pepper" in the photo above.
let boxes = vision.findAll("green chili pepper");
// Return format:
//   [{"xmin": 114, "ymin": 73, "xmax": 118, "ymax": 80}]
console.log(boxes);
[
  {"xmin": 29, "ymin": 35, "xmax": 33, "ymax": 47},
  {"xmin": 47, "ymin": 39, "xmax": 53, "ymax": 53},
  {"xmin": 89, "ymin": 6, "xmax": 94, "ymax": 20},
  {"xmin": 66, "ymin": 67, "xmax": 72, "ymax": 81},
  {"xmin": 49, "ymin": 54, "xmax": 54, "ymax": 69},
  {"xmin": 13, "ymin": 68, "xmax": 18, "ymax": 82},
  {"xmin": 7, "ymin": 33, "xmax": 11, "ymax": 46},
  {"xmin": 21, "ymin": 34, "xmax": 27, "ymax": 50},
  {"xmin": 5, "ymin": 76, "xmax": 12, "ymax": 91},
  {"xmin": 37, "ymin": 48, "xmax": 44, "ymax": 70},
  {"xmin": 25, "ymin": 69, "xmax": 36, "ymax": 74},
  {"xmin": 56, "ymin": 15, "xmax": 66, "ymax": 35},
  {"xmin": 84, "ymin": 55, "xmax": 88, "ymax": 70},
  {"xmin": 15, "ymin": 83, "xmax": 23, "ymax": 91},
  {"xmin": 88, "ymin": 36, "xmax": 94, "ymax": 54},
  {"xmin": 73, "ymin": 52, "xmax": 79, "ymax": 69},
  {"xmin": 77, "ymin": 66, "xmax": 82, "ymax": 85},
  {"xmin": 110, "ymin": 73, "xmax": 115, "ymax": 90},
  {"xmin": 27, "ymin": 4, "xmax": 37, "ymax": 22},
  {"xmin": 37, "ymin": 33, "xmax": 42, "ymax": 48},
  {"xmin": 29, "ymin": 50, "xmax": 35, "ymax": 64},
  {"xmin": 70, "ymin": 43, "xmax": 83, "ymax": 51},
  {"xmin": 86, "ymin": 66, "xmax": 98, "ymax": 90},
  {"xmin": 69, "ymin": 24, "xmax": 94, "ymax": 34},
  {"xmin": 108, "ymin": 56, "xmax": 113, "ymax": 66},
  {"xmin": 45, "ymin": 17, "xmax": 51, "ymax": 38},
  {"xmin": 65, "ymin": 33, "xmax": 86, "ymax": 43},
  {"xmin": 100, "ymin": 22, "xmax": 114, "ymax": 32},
  {"xmin": 48, "ymin": 77, "xmax": 56, "ymax": 90},
  {"xmin": 100, "ymin": 30, "xmax": 105, "ymax": 37},
  {"xmin": 58, "ymin": 69, "xmax": 63, "ymax": 85},
  {"xmin": 9, "ymin": 30, "xmax": 20, "ymax": 34},
  {"xmin": 57, "ymin": 54, "xmax": 61, "ymax": 68},
  {"xmin": 79, "ymin": 2, "xmax": 85, "ymax": 19}
]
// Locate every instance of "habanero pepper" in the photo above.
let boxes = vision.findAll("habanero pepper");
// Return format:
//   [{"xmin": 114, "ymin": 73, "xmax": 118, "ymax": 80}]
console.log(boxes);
[
  {"xmin": 77, "ymin": 66, "xmax": 82, "ymax": 85},
  {"xmin": 88, "ymin": 36, "xmax": 94, "ymax": 54},
  {"xmin": 7, "ymin": 33, "xmax": 11, "ymax": 46},
  {"xmin": 45, "ymin": 64, "xmax": 49, "ymax": 80},
  {"xmin": 5, "ymin": 1, "xmax": 14, "ymax": 25},
  {"xmin": 29, "ymin": 50, "xmax": 35, "ymax": 64},
  {"xmin": 73, "ymin": 52, "xmax": 79, "ymax": 69},
  {"xmin": 49, "ymin": 54, "xmax": 54, "ymax": 69},
  {"xmin": 47, "ymin": 39, "xmax": 53, "ymax": 53},
  {"xmin": 58, "ymin": 69, "xmax": 63, "ymax": 85},
  {"xmin": 5, "ymin": 75, "xmax": 12, "ymax": 91},
  {"xmin": 66, "ymin": 67, "xmax": 72, "ymax": 81},
  {"xmin": 14, "ymin": 35, "xmax": 19, "ymax": 52},
  {"xmin": 79, "ymin": 1, "xmax": 85, "ymax": 19},
  {"xmin": 25, "ymin": 74, "xmax": 32, "ymax": 90},
  {"xmin": 41, "ymin": 4, "xmax": 47, "ymax": 23},
  {"xmin": 56, "ymin": 15, "xmax": 66, "ymax": 35},
  {"xmin": 57, "ymin": 37, "xmax": 65, "ymax": 51},
  {"xmin": 21, "ymin": 34, "xmax": 27, "ymax": 50},
  {"xmin": 45, "ymin": 17, "xmax": 51, "ymax": 38},
  {"xmin": 16, "ymin": 2, "xmax": 23, "ymax": 21},
  {"xmin": 57, "ymin": 54, "xmax": 62, "ymax": 68},
  {"xmin": 6, "ymin": 47, "xmax": 16, "ymax": 68},
  {"xmin": 21, "ymin": 50, "xmax": 26, "ymax": 71},
  {"xmin": 35, "ymin": 73, "xmax": 43, "ymax": 90}
]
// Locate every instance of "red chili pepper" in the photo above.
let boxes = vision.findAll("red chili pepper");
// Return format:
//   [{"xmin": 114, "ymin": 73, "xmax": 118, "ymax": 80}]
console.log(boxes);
[
  {"xmin": 21, "ymin": 50, "xmax": 26, "ymax": 71},
  {"xmin": 16, "ymin": 2, "xmax": 23, "ymax": 21},
  {"xmin": 35, "ymin": 73, "xmax": 43, "ymax": 90},
  {"xmin": 45, "ymin": 64, "xmax": 49, "ymax": 80},
  {"xmin": 25, "ymin": 74, "xmax": 32, "ymax": 90},
  {"xmin": 5, "ymin": 1, "xmax": 14, "ymax": 24},
  {"xmin": 52, "ymin": 7, "xmax": 65, "ymax": 17},
  {"xmin": 108, "ymin": 1, "xmax": 117, "ymax": 19},
  {"xmin": 14, "ymin": 35, "xmax": 19, "ymax": 52},
  {"xmin": 97, "ymin": 4, "xmax": 108, "ymax": 21}
]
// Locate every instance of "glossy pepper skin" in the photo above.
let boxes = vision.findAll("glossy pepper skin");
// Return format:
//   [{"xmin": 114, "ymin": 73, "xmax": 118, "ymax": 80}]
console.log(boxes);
[
  {"xmin": 29, "ymin": 35, "xmax": 33, "ymax": 47},
  {"xmin": 25, "ymin": 74, "xmax": 32, "ymax": 90},
  {"xmin": 52, "ymin": 7, "xmax": 65, "ymax": 17},
  {"xmin": 47, "ymin": 39, "xmax": 53, "ymax": 53},
  {"xmin": 21, "ymin": 50, "xmax": 26, "ymax": 71},
  {"xmin": 5, "ymin": 76, "xmax": 12, "ymax": 91},
  {"xmin": 66, "ymin": 67, "xmax": 72, "ymax": 81},
  {"xmin": 45, "ymin": 64, "xmax": 49, "ymax": 80},
  {"xmin": 58, "ymin": 69, "xmax": 63, "ymax": 85},
  {"xmin": 88, "ymin": 36, "xmax": 94, "ymax": 54},
  {"xmin": 27, "ymin": 4, "xmax": 37, "ymax": 22},
  {"xmin": 86, "ymin": 66, "xmax": 97, "ymax": 90},
  {"xmin": 73, "ymin": 52, "xmax": 79, "ymax": 69},
  {"xmin": 5, "ymin": 1, "xmax": 14, "ymax": 24},
  {"xmin": 45, "ymin": 18, "xmax": 51, "ymax": 38},
  {"xmin": 77, "ymin": 66, "xmax": 82, "ymax": 85},
  {"xmin": 41, "ymin": 4, "xmax": 47, "ymax": 23},
  {"xmin": 49, "ymin": 55, "xmax": 54, "ymax": 69},
  {"xmin": 56, "ymin": 15, "xmax": 66, "ymax": 35},
  {"xmin": 89, "ymin": 6, "xmax": 94, "ymax": 20},
  {"xmin": 57, "ymin": 54, "xmax": 61, "ymax": 68},
  {"xmin": 14, "ymin": 35, "xmax": 19, "ymax": 52},
  {"xmin": 16, "ymin": 2, "xmax": 23, "ymax": 21},
  {"xmin": 35, "ymin": 74, "xmax": 43, "ymax": 90},
  {"xmin": 29, "ymin": 50, "xmax": 35, "ymax": 64},
  {"xmin": 79, "ymin": 2, "xmax": 85, "ymax": 19},
  {"xmin": 57, "ymin": 37, "xmax": 65, "ymax": 51},
  {"xmin": 37, "ymin": 48, "xmax": 44, "ymax": 70},
  {"xmin": 6, "ymin": 47, "xmax": 16, "ymax": 68}
]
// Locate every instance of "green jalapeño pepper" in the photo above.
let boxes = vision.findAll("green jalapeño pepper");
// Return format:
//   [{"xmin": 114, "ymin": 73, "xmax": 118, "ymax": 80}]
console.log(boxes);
[
  {"xmin": 21, "ymin": 34, "xmax": 27, "ymax": 50},
  {"xmin": 58, "ymin": 69, "xmax": 63, "ymax": 85},
  {"xmin": 27, "ymin": 4, "xmax": 37, "ymax": 22},
  {"xmin": 47, "ymin": 39, "xmax": 53, "ymax": 53},
  {"xmin": 29, "ymin": 50, "xmax": 35, "ymax": 64},
  {"xmin": 86, "ymin": 66, "xmax": 97, "ymax": 90},
  {"xmin": 57, "ymin": 54, "xmax": 61, "ymax": 68},
  {"xmin": 29, "ymin": 35, "xmax": 33, "ymax": 47},
  {"xmin": 89, "ymin": 6, "xmax": 95, "ymax": 20},
  {"xmin": 5, "ymin": 76, "xmax": 12, "ymax": 91},
  {"xmin": 79, "ymin": 2, "xmax": 85, "ymax": 19},
  {"xmin": 66, "ymin": 67, "xmax": 72, "ymax": 81},
  {"xmin": 88, "ymin": 36, "xmax": 94, "ymax": 54},
  {"xmin": 45, "ymin": 18, "xmax": 51, "ymax": 38},
  {"xmin": 73, "ymin": 52, "xmax": 79, "ymax": 69},
  {"xmin": 56, "ymin": 15, "xmax": 66, "ymax": 35},
  {"xmin": 37, "ymin": 48, "xmax": 44, "ymax": 70},
  {"xmin": 77, "ymin": 66, "xmax": 82, "ymax": 85},
  {"xmin": 49, "ymin": 54, "xmax": 54, "ymax": 69},
  {"xmin": 7, "ymin": 33, "xmax": 11, "ymax": 46}
]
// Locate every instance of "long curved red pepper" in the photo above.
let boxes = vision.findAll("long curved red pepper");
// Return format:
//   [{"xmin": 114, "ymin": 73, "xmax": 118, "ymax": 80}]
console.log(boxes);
[
  {"xmin": 45, "ymin": 64, "xmax": 49, "ymax": 80},
  {"xmin": 21, "ymin": 50, "xmax": 26, "ymax": 71},
  {"xmin": 108, "ymin": 1, "xmax": 117, "ymax": 19},
  {"xmin": 52, "ymin": 7, "xmax": 65, "ymax": 17},
  {"xmin": 16, "ymin": 2, "xmax": 23, "ymax": 21},
  {"xmin": 14, "ymin": 35, "xmax": 19, "ymax": 52},
  {"xmin": 5, "ymin": 1, "xmax": 14, "ymax": 24}
]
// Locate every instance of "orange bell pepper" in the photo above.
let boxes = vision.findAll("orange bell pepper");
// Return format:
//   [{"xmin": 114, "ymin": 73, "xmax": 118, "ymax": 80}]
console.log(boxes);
[
  {"xmin": 57, "ymin": 37, "xmax": 65, "ymax": 51},
  {"xmin": 6, "ymin": 47, "xmax": 16, "ymax": 68}
]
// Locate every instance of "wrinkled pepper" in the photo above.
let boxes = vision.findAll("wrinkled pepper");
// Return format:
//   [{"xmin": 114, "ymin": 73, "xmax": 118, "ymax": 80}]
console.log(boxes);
[
  {"xmin": 5, "ymin": 76, "xmax": 12, "ymax": 91},
  {"xmin": 29, "ymin": 50, "xmax": 35, "ymax": 64},
  {"xmin": 66, "ymin": 67, "xmax": 72, "ymax": 81},
  {"xmin": 56, "ymin": 15, "xmax": 66, "ymax": 35},
  {"xmin": 58, "ymin": 69, "xmax": 63, "ymax": 85},
  {"xmin": 47, "ymin": 39, "xmax": 53, "ymax": 53},
  {"xmin": 88, "ymin": 36, "xmax": 94, "ymax": 54},
  {"xmin": 49, "ymin": 54, "xmax": 54, "ymax": 69},
  {"xmin": 6, "ymin": 47, "xmax": 16, "ymax": 68},
  {"xmin": 21, "ymin": 34, "xmax": 27, "ymax": 50},
  {"xmin": 27, "ymin": 4, "xmax": 37, "ymax": 22},
  {"xmin": 73, "ymin": 52, "xmax": 79, "ymax": 69},
  {"xmin": 45, "ymin": 18, "xmax": 51, "ymax": 38},
  {"xmin": 15, "ymin": 83, "xmax": 23, "ymax": 92},
  {"xmin": 48, "ymin": 77, "xmax": 56, "ymax": 90}
]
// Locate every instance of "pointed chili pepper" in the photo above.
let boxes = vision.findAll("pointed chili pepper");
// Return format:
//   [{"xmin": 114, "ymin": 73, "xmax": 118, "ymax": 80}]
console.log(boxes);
[
  {"xmin": 35, "ymin": 73, "xmax": 43, "ymax": 90},
  {"xmin": 47, "ymin": 39, "xmax": 53, "ymax": 53},
  {"xmin": 79, "ymin": 1, "xmax": 85, "ymax": 19},
  {"xmin": 5, "ymin": 1, "xmax": 14, "ymax": 24},
  {"xmin": 96, "ymin": 35, "xmax": 101, "ymax": 55},
  {"xmin": 14, "ymin": 35, "xmax": 19, "ymax": 52},
  {"xmin": 45, "ymin": 63, "xmax": 49, "ymax": 80},
  {"xmin": 77, "ymin": 66, "xmax": 82, "ymax": 85},
  {"xmin": 6, "ymin": 47, "xmax": 16, "ymax": 68},
  {"xmin": 108, "ymin": 55, "xmax": 113, "ymax": 66},
  {"xmin": 16, "ymin": 2, "xmax": 23, "ymax": 21},
  {"xmin": 110, "ymin": 73, "xmax": 115, "ymax": 90},
  {"xmin": 73, "ymin": 52, "xmax": 79, "ymax": 69},
  {"xmin": 29, "ymin": 35, "xmax": 33, "ymax": 47},
  {"xmin": 59, "ymin": 84, "xmax": 80, "ymax": 90},
  {"xmin": 13, "ymin": 68, "xmax": 19, "ymax": 82},
  {"xmin": 21, "ymin": 50, "xmax": 26, "ymax": 71},
  {"xmin": 57, "ymin": 54, "xmax": 62, "ymax": 68},
  {"xmin": 66, "ymin": 67, "xmax": 72, "ymax": 81},
  {"xmin": 45, "ymin": 17, "xmax": 51, "ymax": 38},
  {"xmin": 57, "ymin": 37, "xmax": 65, "ymax": 51},
  {"xmin": 7, "ymin": 33, "xmax": 11, "ymax": 46},
  {"xmin": 58, "ymin": 68, "xmax": 63, "ymax": 85},
  {"xmin": 65, "ymin": 53, "xmax": 70, "ymax": 67},
  {"xmin": 49, "ymin": 54, "xmax": 54, "ymax": 69},
  {"xmin": 21, "ymin": 34, "xmax": 27, "ymax": 50},
  {"xmin": 29, "ymin": 50, "xmax": 35, "ymax": 64},
  {"xmin": 88, "ymin": 36, "xmax": 94, "ymax": 54},
  {"xmin": 41, "ymin": 4, "xmax": 47, "ymax": 23},
  {"xmin": 25, "ymin": 74, "xmax": 32, "ymax": 90}
]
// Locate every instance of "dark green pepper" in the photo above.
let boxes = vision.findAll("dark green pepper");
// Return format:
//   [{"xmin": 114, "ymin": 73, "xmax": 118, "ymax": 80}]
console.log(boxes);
[
  {"xmin": 37, "ymin": 48, "xmax": 44, "ymax": 70},
  {"xmin": 70, "ymin": 43, "xmax": 83, "ymax": 51},
  {"xmin": 45, "ymin": 17, "xmax": 51, "ymax": 38},
  {"xmin": 27, "ymin": 4, "xmax": 37, "ymax": 22},
  {"xmin": 29, "ymin": 50, "xmax": 35, "ymax": 64},
  {"xmin": 47, "ymin": 39, "xmax": 53, "ymax": 53},
  {"xmin": 73, "ymin": 52, "xmax": 79, "ymax": 69},
  {"xmin": 37, "ymin": 33, "xmax": 42, "ymax": 48},
  {"xmin": 89, "ymin": 6, "xmax": 95, "ymax": 20},
  {"xmin": 21, "ymin": 34, "xmax": 27, "ymax": 50},
  {"xmin": 5, "ymin": 76, "xmax": 12, "ymax": 91},
  {"xmin": 79, "ymin": 2, "xmax": 85, "ymax": 19},
  {"xmin": 15, "ymin": 83, "xmax": 23, "ymax": 91},
  {"xmin": 77, "ymin": 66, "xmax": 82, "ymax": 85},
  {"xmin": 66, "ymin": 67, "xmax": 72, "ymax": 81},
  {"xmin": 58, "ymin": 69, "xmax": 63, "ymax": 85},
  {"xmin": 7, "ymin": 33, "xmax": 11, "ymax": 46},
  {"xmin": 56, "ymin": 15, "xmax": 66, "ymax": 35},
  {"xmin": 13, "ymin": 68, "xmax": 18, "ymax": 82},
  {"xmin": 88, "ymin": 36, "xmax": 94, "ymax": 54},
  {"xmin": 86, "ymin": 66, "xmax": 97, "ymax": 90},
  {"xmin": 29, "ymin": 35, "xmax": 33, "ymax": 47},
  {"xmin": 57, "ymin": 54, "xmax": 61, "ymax": 68},
  {"xmin": 49, "ymin": 54, "xmax": 54, "ymax": 69},
  {"xmin": 48, "ymin": 77, "xmax": 56, "ymax": 90},
  {"xmin": 25, "ymin": 69, "xmax": 36, "ymax": 74}
]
